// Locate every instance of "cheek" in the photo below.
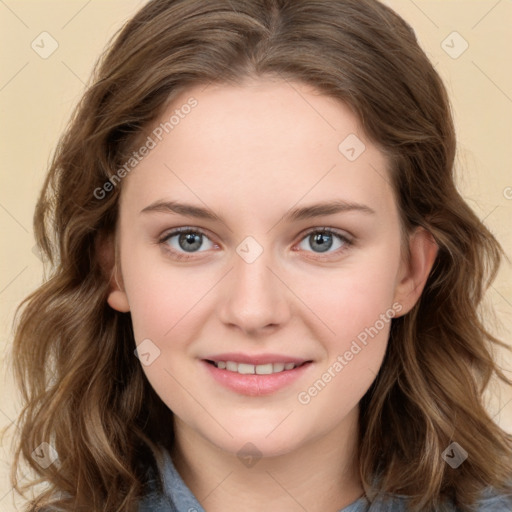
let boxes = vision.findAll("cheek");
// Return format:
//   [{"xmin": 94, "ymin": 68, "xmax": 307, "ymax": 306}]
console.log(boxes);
[
  {"xmin": 296, "ymin": 270, "xmax": 397, "ymax": 419},
  {"xmin": 298, "ymin": 249, "xmax": 400, "ymax": 347},
  {"xmin": 292, "ymin": 245, "xmax": 401, "ymax": 404},
  {"xmin": 123, "ymin": 259, "xmax": 205, "ymax": 412},
  {"xmin": 120, "ymin": 242, "xmax": 203, "ymax": 341}
]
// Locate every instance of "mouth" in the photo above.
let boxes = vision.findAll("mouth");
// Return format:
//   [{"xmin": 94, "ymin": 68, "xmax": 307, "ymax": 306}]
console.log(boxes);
[
  {"xmin": 201, "ymin": 355, "xmax": 313, "ymax": 396},
  {"xmin": 204, "ymin": 359, "xmax": 310, "ymax": 375}
]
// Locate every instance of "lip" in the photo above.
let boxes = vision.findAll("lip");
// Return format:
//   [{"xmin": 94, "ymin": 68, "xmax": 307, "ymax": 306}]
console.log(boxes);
[
  {"xmin": 201, "ymin": 358, "xmax": 313, "ymax": 396},
  {"xmin": 203, "ymin": 352, "xmax": 309, "ymax": 365}
]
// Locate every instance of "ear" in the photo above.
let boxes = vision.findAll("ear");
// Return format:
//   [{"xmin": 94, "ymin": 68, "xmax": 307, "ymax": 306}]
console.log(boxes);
[
  {"xmin": 393, "ymin": 226, "xmax": 438, "ymax": 317},
  {"xmin": 107, "ymin": 268, "xmax": 131, "ymax": 313},
  {"xmin": 96, "ymin": 232, "xmax": 130, "ymax": 313}
]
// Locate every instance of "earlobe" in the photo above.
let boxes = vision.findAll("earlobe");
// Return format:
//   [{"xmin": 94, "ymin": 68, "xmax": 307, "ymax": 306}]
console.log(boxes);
[
  {"xmin": 393, "ymin": 227, "xmax": 438, "ymax": 316},
  {"xmin": 107, "ymin": 265, "xmax": 131, "ymax": 313},
  {"xmin": 96, "ymin": 232, "xmax": 131, "ymax": 313},
  {"xmin": 107, "ymin": 289, "xmax": 130, "ymax": 312}
]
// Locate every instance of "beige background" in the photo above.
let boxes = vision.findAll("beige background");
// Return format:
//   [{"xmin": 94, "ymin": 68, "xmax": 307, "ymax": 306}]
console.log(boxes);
[{"xmin": 1, "ymin": 0, "xmax": 511, "ymax": 510}]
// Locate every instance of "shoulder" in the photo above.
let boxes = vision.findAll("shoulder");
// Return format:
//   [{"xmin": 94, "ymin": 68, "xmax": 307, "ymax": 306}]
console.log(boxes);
[
  {"xmin": 473, "ymin": 488, "xmax": 512, "ymax": 511},
  {"xmin": 348, "ymin": 488, "xmax": 512, "ymax": 512},
  {"xmin": 136, "ymin": 467, "xmax": 175, "ymax": 512}
]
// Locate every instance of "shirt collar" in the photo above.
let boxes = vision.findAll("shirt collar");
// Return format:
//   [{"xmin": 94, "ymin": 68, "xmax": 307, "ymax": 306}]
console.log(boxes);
[{"xmin": 153, "ymin": 449, "xmax": 373, "ymax": 512}]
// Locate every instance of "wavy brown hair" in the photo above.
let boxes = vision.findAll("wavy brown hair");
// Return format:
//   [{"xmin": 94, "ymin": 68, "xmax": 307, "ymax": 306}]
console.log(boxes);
[{"xmin": 6, "ymin": 0, "xmax": 512, "ymax": 511}]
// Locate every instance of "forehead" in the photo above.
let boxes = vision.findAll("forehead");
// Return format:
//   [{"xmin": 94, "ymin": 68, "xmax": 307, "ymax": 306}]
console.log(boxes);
[{"xmin": 120, "ymin": 79, "xmax": 396, "ymax": 222}]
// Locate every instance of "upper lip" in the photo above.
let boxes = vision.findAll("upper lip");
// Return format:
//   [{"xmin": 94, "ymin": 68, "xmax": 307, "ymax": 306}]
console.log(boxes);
[{"xmin": 203, "ymin": 353, "xmax": 311, "ymax": 365}]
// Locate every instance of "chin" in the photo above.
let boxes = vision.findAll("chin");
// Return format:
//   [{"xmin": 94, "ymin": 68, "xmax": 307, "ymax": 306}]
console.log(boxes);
[{"xmin": 206, "ymin": 425, "xmax": 308, "ymax": 461}]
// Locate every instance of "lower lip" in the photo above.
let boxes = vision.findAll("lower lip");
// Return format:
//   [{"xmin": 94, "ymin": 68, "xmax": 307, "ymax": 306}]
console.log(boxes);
[{"xmin": 201, "ymin": 360, "xmax": 313, "ymax": 396}]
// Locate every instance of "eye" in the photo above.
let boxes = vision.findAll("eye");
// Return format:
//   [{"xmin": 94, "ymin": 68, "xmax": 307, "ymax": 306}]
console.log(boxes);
[
  {"xmin": 158, "ymin": 226, "xmax": 353, "ymax": 261},
  {"xmin": 296, "ymin": 228, "xmax": 353, "ymax": 256},
  {"xmin": 159, "ymin": 227, "xmax": 216, "ymax": 260}
]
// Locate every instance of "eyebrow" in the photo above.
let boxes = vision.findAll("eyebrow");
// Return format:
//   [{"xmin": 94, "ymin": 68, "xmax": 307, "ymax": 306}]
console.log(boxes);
[{"xmin": 140, "ymin": 199, "xmax": 376, "ymax": 222}]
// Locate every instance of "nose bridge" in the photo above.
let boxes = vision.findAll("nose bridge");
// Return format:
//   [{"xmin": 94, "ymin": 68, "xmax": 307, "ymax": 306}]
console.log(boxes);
[{"xmin": 218, "ymin": 238, "xmax": 289, "ymax": 334}]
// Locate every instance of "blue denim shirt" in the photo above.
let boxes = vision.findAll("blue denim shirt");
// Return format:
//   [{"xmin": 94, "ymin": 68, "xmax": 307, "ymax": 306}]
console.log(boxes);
[{"xmin": 137, "ymin": 449, "xmax": 512, "ymax": 511}]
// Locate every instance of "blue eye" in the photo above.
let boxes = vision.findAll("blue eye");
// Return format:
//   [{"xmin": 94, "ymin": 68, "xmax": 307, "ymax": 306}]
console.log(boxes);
[
  {"xmin": 297, "ymin": 228, "xmax": 352, "ymax": 255},
  {"xmin": 160, "ymin": 228, "xmax": 214, "ymax": 259},
  {"xmin": 159, "ymin": 226, "xmax": 353, "ymax": 261}
]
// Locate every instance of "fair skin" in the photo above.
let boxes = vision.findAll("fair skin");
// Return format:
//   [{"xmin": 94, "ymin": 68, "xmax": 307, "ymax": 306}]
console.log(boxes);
[{"xmin": 107, "ymin": 78, "xmax": 437, "ymax": 512}]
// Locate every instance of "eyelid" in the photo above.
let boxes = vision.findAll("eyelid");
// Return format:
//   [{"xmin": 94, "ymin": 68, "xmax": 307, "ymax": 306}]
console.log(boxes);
[
  {"xmin": 158, "ymin": 226, "xmax": 213, "ymax": 243},
  {"xmin": 158, "ymin": 225, "xmax": 353, "ymax": 243},
  {"xmin": 293, "ymin": 226, "xmax": 354, "ymax": 258},
  {"xmin": 158, "ymin": 226, "xmax": 218, "ymax": 256},
  {"xmin": 158, "ymin": 225, "xmax": 354, "ymax": 260},
  {"xmin": 299, "ymin": 226, "xmax": 353, "ymax": 243}
]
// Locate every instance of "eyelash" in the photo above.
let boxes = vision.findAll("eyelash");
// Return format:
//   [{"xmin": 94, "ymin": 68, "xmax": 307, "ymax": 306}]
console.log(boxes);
[{"xmin": 158, "ymin": 226, "xmax": 354, "ymax": 262}]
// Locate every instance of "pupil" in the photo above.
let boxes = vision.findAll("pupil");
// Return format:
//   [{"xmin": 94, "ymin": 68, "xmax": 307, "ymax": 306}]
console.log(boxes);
[
  {"xmin": 312, "ymin": 232, "xmax": 332, "ymax": 253},
  {"xmin": 180, "ymin": 232, "xmax": 201, "ymax": 252}
]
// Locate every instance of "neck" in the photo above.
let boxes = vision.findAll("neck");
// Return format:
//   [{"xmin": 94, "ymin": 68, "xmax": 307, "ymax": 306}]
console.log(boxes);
[{"xmin": 170, "ymin": 406, "xmax": 364, "ymax": 512}]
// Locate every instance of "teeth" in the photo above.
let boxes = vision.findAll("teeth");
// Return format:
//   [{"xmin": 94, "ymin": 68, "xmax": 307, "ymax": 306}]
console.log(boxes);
[
  {"xmin": 213, "ymin": 360, "xmax": 300, "ymax": 374},
  {"xmin": 238, "ymin": 363, "xmax": 255, "ymax": 374},
  {"xmin": 271, "ymin": 362, "xmax": 285, "ymax": 373},
  {"xmin": 226, "ymin": 361, "xmax": 238, "ymax": 372},
  {"xmin": 256, "ymin": 363, "xmax": 273, "ymax": 375}
]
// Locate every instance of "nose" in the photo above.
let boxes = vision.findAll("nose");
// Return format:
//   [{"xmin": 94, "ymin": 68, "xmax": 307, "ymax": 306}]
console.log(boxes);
[{"xmin": 217, "ymin": 246, "xmax": 291, "ymax": 336}]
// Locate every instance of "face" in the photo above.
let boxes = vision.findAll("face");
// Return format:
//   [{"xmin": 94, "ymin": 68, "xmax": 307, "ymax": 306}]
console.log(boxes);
[{"xmin": 107, "ymin": 78, "xmax": 430, "ymax": 458}]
